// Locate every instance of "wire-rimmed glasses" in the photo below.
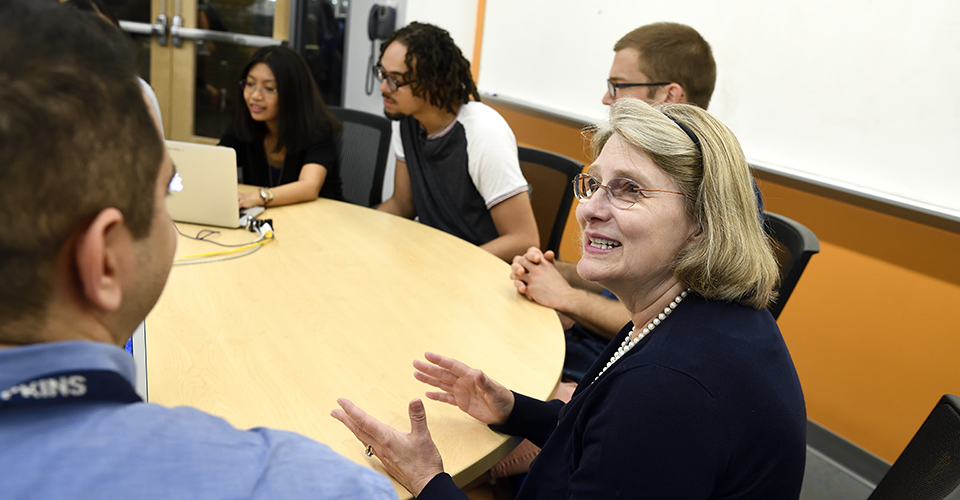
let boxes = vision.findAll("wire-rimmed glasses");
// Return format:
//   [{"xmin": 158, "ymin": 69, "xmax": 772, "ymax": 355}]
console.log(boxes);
[
  {"xmin": 572, "ymin": 173, "xmax": 685, "ymax": 209},
  {"xmin": 240, "ymin": 80, "xmax": 277, "ymax": 97}
]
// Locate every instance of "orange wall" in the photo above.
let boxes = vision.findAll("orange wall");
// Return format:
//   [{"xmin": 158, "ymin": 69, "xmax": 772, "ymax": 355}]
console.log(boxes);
[
  {"xmin": 490, "ymin": 102, "xmax": 960, "ymax": 463},
  {"xmin": 757, "ymin": 180, "xmax": 960, "ymax": 462}
]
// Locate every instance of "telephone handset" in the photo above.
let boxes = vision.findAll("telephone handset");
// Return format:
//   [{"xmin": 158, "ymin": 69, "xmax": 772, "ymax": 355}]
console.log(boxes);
[
  {"xmin": 365, "ymin": 4, "xmax": 397, "ymax": 95},
  {"xmin": 367, "ymin": 5, "xmax": 396, "ymax": 41}
]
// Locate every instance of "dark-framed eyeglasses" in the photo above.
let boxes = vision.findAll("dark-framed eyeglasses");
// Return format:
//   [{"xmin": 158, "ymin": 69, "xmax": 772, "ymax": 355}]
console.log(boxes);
[
  {"xmin": 572, "ymin": 173, "xmax": 685, "ymax": 209},
  {"xmin": 606, "ymin": 79, "xmax": 670, "ymax": 98},
  {"xmin": 240, "ymin": 80, "xmax": 277, "ymax": 96},
  {"xmin": 374, "ymin": 64, "xmax": 413, "ymax": 92}
]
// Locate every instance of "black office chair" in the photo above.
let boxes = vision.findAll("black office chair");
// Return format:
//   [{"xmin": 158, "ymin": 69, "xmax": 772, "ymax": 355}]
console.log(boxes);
[
  {"xmin": 518, "ymin": 146, "xmax": 583, "ymax": 258},
  {"xmin": 330, "ymin": 106, "xmax": 391, "ymax": 207},
  {"xmin": 763, "ymin": 211, "xmax": 820, "ymax": 319},
  {"xmin": 867, "ymin": 394, "xmax": 960, "ymax": 500}
]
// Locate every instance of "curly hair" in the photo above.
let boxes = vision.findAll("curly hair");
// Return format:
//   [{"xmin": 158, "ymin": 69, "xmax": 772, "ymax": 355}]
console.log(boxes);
[{"xmin": 379, "ymin": 22, "xmax": 480, "ymax": 114}]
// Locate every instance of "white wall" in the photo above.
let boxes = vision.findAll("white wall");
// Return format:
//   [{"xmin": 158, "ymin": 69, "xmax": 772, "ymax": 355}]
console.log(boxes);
[
  {"xmin": 403, "ymin": 0, "xmax": 478, "ymax": 63},
  {"xmin": 342, "ymin": 0, "xmax": 408, "ymax": 115},
  {"xmin": 478, "ymin": 0, "xmax": 960, "ymax": 220}
]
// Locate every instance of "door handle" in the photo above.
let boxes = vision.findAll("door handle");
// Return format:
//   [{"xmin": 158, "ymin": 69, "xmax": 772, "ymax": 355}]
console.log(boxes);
[
  {"xmin": 154, "ymin": 13, "xmax": 168, "ymax": 46},
  {"xmin": 118, "ymin": 15, "xmax": 168, "ymax": 46},
  {"xmin": 170, "ymin": 14, "xmax": 282, "ymax": 49}
]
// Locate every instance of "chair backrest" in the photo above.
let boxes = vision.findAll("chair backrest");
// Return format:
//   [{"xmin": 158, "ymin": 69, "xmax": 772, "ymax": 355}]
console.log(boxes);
[
  {"xmin": 868, "ymin": 394, "xmax": 960, "ymax": 500},
  {"xmin": 763, "ymin": 211, "xmax": 820, "ymax": 319},
  {"xmin": 330, "ymin": 106, "xmax": 391, "ymax": 207},
  {"xmin": 518, "ymin": 146, "xmax": 583, "ymax": 257}
]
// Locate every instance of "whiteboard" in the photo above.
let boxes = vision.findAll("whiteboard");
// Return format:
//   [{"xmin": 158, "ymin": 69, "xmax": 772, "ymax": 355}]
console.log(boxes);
[{"xmin": 478, "ymin": 0, "xmax": 960, "ymax": 220}]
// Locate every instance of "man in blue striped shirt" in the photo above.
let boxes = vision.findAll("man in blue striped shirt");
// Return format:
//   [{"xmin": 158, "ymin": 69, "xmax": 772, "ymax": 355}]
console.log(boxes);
[{"xmin": 0, "ymin": 2, "xmax": 396, "ymax": 499}]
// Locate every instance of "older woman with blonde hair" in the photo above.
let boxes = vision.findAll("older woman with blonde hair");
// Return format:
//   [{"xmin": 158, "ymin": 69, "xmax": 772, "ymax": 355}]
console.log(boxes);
[{"xmin": 333, "ymin": 98, "xmax": 806, "ymax": 499}]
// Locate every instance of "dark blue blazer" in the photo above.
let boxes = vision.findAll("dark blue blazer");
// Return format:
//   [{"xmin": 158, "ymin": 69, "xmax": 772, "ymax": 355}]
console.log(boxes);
[{"xmin": 420, "ymin": 294, "xmax": 806, "ymax": 500}]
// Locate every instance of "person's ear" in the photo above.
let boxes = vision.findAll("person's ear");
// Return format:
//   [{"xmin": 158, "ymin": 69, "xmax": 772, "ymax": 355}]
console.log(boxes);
[
  {"xmin": 75, "ymin": 208, "xmax": 129, "ymax": 313},
  {"xmin": 686, "ymin": 220, "xmax": 704, "ymax": 246},
  {"xmin": 663, "ymin": 83, "xmax": 687, "ymax": 104},
  {"xmin": 689, "ymin": 228, "xmax": 703, "ymax": 244}
]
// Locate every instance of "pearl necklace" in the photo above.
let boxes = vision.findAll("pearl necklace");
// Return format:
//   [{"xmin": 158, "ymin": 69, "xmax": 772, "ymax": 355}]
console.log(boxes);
[{"xmin": 593, "ymin": 289, "xmax": 689, "ymax": 383}]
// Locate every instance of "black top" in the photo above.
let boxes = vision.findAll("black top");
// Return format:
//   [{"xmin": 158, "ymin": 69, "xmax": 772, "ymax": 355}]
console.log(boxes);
[
  {"xmin": 219, "ymin": 123, "xmax": 343, "ymax": 201},
  {"xmin": 419, "ymin": 294, "xmax": 806, "ymax": 500},
  {"xmin": 397, "ymin": 115, "xmax": 500, "ymax": 246}
]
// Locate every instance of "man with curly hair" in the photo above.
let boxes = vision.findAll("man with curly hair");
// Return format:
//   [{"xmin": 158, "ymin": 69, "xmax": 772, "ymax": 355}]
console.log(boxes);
[{"xmin": 375, "ymin": 22, "xmax": 539, "ymax": 263}]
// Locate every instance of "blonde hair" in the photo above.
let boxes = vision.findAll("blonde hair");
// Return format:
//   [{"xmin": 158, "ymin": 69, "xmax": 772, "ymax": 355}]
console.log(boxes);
[{"xmin": 589, "ymin": 99, "xmax": 779, "ymax": 309}]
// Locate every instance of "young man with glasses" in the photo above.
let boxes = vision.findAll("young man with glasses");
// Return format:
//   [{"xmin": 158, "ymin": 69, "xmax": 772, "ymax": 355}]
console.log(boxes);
[
  {"xmin": 602, "ymin": 22, "xmax": 716, "ymax": 108},
  {"xmin": 374, "ymin": 22, "xmax": 539, "ymax": 263}
]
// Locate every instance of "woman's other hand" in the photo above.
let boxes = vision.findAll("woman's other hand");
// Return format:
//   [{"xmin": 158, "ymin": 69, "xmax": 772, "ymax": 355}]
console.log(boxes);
[
  {"xmin": 331, "ymin": 398, "xmax": 444, "ymax": 497},
  {"xmin": 414, "ymin": 352, "xmax": 515, "ymax": 426}
]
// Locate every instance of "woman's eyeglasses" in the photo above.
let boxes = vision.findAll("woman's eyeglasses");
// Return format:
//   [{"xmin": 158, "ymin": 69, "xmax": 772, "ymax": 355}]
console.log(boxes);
[
  {"xmin": 374, "ymin": 64, "xmax": 413, "ymax": 92},
  {"xmin": 240, "ymin": 80, "xmax": 277, "ymax": 96},
  {"xmin": 572, "ymin": 173, "xmax": 685, "ymax": 209}
]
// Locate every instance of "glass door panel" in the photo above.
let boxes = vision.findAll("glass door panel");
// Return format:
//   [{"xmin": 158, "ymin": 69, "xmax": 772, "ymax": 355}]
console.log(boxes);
[
  {"xmin": 114, "ymin": 0, "xmax": 169, "ymax": 130},
  {"xmin": 115, "ymin": 0, "xmax": 352, "ymax": 144},
  {"xmin": 194, "ymin": 42, "xmax": 261, "ymax": 139},
  {"xmin": 169, "ymin": 0, "xmax": 286, "ymax": 142},
  {"xmin": 298, "ymin": 0, "xmax": 346, "ymax": 107},
  {"xmin": 115, "ymin": 0, "xmax": 288, "ymax": 143}
]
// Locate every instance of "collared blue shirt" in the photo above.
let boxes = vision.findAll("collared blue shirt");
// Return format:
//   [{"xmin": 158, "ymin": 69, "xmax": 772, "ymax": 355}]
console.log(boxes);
[{"xmin": 0, "ymin": 341, "xmax": 398, "ymax": 500}]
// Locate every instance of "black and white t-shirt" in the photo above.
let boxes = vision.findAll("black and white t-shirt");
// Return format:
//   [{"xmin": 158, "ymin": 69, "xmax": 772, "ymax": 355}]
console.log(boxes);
[{"xmin": 392, "ymin": 101, "xmax": 529, "ymax": 246}]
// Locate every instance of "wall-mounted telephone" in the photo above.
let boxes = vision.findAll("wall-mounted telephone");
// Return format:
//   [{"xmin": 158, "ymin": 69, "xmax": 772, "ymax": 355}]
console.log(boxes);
[
  {"xmin": 368, "ymin": 4, "xmax": 396, "ymax": 41},
  {"xmin": 365, "ymin": 4, "xmax": 397, "ymax": 95}
]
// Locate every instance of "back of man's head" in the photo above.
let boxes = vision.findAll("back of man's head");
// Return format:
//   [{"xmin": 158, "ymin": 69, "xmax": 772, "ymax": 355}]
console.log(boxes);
[
  {"xmin": 615, "ymin": 22, "xmax": 716, "ymax": 109},
  {"xmin": 380, "ymin": 22, "xmax": 481, "ymax": 114},
  {"xmin": 0, "ymin": 0, "xmax": 164, "ymax": 333}
]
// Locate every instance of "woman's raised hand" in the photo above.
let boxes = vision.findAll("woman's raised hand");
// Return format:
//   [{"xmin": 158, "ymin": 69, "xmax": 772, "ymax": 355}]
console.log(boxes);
[
  {"xmin": 413, "ymin": 352, "xmax": 515, "ymax": 426},
  {"xmin": 331, "ymin": 398, "xmax": 444, "ymax": 497}
]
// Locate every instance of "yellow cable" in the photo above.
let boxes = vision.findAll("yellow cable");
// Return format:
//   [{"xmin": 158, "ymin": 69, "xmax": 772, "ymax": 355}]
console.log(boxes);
[{"xmin": 176, "ymin": 232, "xmax": 274, "ymax": 261}]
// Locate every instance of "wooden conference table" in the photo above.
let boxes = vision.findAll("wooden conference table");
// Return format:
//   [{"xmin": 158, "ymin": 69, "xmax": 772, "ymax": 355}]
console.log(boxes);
[{"xmin": 144, "ymin": 198, "xmax": 564, "ymax": 498}]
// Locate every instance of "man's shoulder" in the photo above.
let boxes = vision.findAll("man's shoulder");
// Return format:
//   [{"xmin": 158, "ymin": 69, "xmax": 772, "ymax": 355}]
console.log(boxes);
[
  {"xmin": 458, "ymin": 100, "xmax": 509, "ymax": 127},
  {"xmin": 456, "ymin": 101, "xmax": 516, "ymax": 151}
]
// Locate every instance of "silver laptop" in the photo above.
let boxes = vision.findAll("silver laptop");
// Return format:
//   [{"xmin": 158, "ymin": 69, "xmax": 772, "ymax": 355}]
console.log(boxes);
[{"xmin": 165, "ymin": 140, "xmax": 261, "ymax": 228}]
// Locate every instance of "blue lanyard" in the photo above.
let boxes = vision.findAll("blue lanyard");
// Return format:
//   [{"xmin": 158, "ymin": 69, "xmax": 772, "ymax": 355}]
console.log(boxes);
[{"xmin": 0, "ymin": 369, "xmax": 142, "ymax": 410}]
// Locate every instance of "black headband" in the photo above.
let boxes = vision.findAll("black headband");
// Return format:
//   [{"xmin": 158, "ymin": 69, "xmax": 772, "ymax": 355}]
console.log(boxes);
[{"xmin": 665, "ymin": 114, "xmax": 703, "ymax": 155}]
